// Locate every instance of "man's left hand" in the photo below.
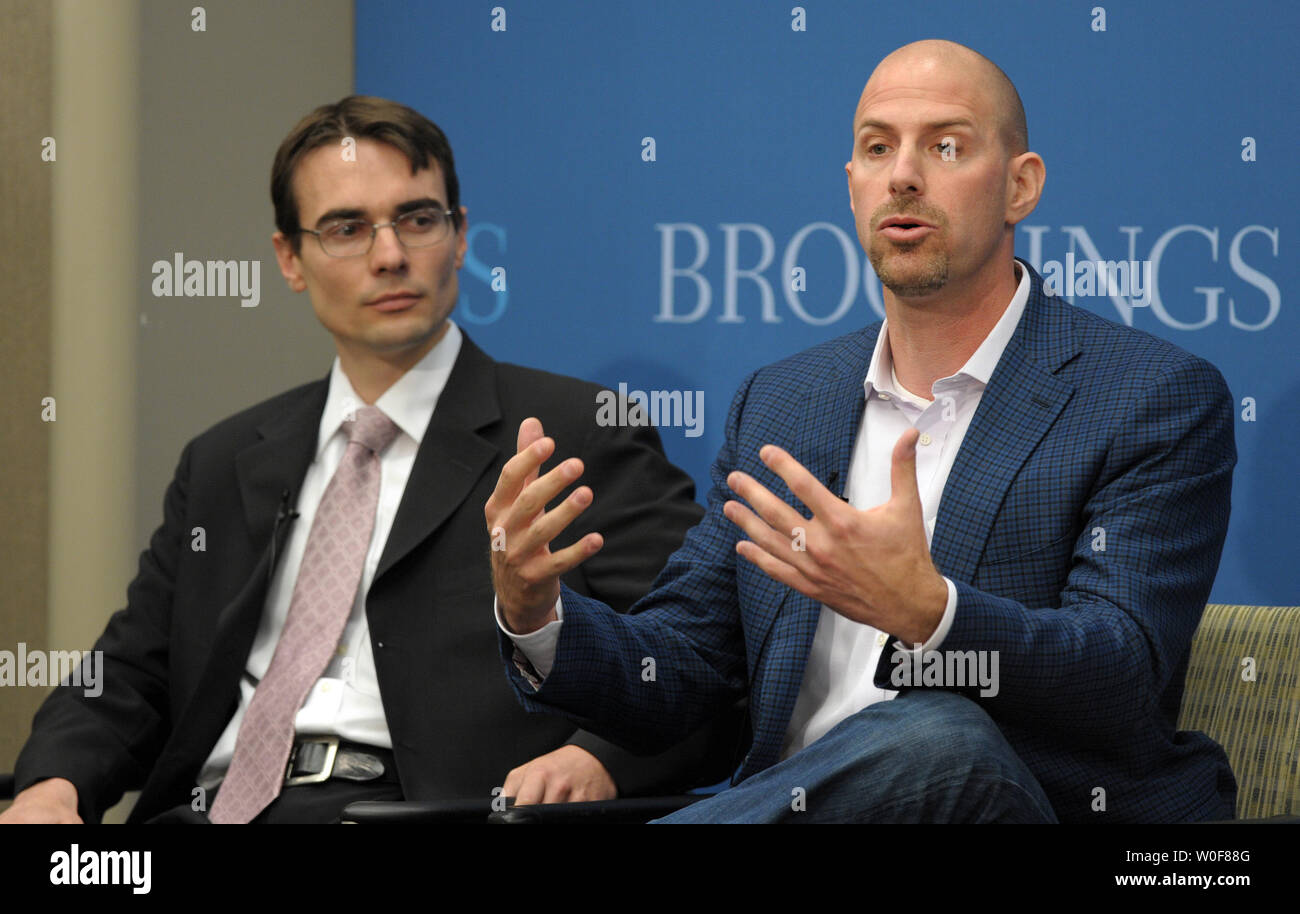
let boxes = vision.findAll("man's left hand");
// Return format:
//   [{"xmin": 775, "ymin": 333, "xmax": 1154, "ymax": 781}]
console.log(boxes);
[
  {"xmin": 503, "ymin": 744, "xmax": 618, "ymax": 805},
  {"xmin": 724, "ymin": 428, "xmax": 947, "ymax": 645}
]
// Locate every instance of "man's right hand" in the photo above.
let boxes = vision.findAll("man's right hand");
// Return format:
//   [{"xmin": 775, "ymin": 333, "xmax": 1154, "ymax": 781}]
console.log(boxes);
[
  {"xmin": 0, "ymin": 777, "xmax": 82, "ymax": 824},
  {"xmin": 486, "ymin": 418, "xmax": 604, "ymax": 635}
]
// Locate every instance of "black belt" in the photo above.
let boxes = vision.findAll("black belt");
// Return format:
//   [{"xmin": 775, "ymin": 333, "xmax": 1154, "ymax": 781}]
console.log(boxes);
[{"xmin": 283, "ymin": 737, "xmax": 399, "ymax": 787}]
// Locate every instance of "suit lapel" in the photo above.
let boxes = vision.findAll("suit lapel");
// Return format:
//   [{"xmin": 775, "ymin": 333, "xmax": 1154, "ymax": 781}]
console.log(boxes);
[
  {"xmin": 233, "ymin": 383, "xmax": 329, "ymax": 545},
  {"xmin": 930, "ymin": 272, "xmax": 1080, "ymax": 582},
  {"xmin": 373, "ymin": 333, "xmax": 501, "ymax": 584},
  {"xmin": 212, "ymin": 380, "xmax": 327, "ymax": 671}
]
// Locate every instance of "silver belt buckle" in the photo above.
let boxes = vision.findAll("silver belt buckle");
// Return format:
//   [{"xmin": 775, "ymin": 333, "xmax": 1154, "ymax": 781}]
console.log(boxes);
[{"xmin": 283, "ymin": 736, "xmax": 339, "ymax": 786}]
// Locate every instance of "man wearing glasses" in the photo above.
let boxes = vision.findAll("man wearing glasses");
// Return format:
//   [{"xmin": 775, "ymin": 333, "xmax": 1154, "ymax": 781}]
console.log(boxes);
[{"xmin": 4, "ymin": 96, "xmax": 722, "ymax": 824}]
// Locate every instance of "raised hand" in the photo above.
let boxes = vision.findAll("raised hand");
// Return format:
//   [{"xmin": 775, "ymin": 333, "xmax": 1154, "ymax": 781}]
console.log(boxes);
[
  {"xmin": 486, "ymin": 418, "xmax": 604, "ymax": 634},
  {"xmin": 723, "ymin": 428, "xmax": 948, "ymax": 644}
]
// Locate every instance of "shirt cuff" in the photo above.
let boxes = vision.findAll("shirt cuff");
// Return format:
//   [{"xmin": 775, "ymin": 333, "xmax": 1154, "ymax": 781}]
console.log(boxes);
[
  {"xmin": 891, "ymin": 576, "xmax": 957, "ymax": 654},
  {"xmin": 494, "ymin": 594, "xmax": 564, "ymax": 680}
]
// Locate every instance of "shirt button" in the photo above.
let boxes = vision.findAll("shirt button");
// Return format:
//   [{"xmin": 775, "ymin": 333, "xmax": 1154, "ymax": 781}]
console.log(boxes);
[
  {"xmin": 878, "ymin": 392, "xmax": 890, "ymax": 401},
  {"xmin": 919, "ymin": 432, "xmax": 933, "ymax": 446},
  {"xmin": 876, "ymin": 632, "xmax": 888, "ymax": 646},
  {"xmin": 320, "ymin": 682, "xmax": 332, "ymax": 693}
]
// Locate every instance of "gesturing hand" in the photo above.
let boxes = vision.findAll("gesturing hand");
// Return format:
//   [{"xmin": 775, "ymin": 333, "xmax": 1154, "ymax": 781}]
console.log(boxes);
[
  {"xmin": 723, "ymin": 428, "xmax": 948, "ymax": 645},
  {"xmin": 486, "ymin": 417, "xmax": 604, "ymax": 635}
]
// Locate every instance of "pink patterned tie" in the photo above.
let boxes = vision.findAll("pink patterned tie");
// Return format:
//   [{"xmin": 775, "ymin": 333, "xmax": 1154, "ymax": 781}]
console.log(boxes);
[{"xmin": 209, "ymin": 405, "xmax": 399, "ymax": 823}]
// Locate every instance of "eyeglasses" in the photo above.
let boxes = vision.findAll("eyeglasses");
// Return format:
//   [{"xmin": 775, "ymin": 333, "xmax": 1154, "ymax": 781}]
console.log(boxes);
[{"xmin": 299, "ymin": 207, "xmax": 457, "ymax": 257}]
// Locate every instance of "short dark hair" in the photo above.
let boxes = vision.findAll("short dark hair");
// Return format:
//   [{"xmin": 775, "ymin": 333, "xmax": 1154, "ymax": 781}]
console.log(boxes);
[{"xmin": 271, "ymin": 95, "xmax": 461, "ymax": 251}]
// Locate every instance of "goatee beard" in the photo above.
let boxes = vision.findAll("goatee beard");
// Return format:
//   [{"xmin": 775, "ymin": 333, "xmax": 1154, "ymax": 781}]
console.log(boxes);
[{"xmin": 869, "ymin": 246, "xmax": 949, "ymax": 297}]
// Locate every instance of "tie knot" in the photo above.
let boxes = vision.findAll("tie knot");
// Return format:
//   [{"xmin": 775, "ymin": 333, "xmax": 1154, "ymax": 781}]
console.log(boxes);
[{"xmin": 344, "ymin": 405, "xmax": 400, "ymax": 455}]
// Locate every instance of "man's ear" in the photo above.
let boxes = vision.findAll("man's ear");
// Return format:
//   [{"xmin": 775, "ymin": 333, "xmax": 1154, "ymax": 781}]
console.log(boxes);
[
  {"xmin": 845, "ymin": 161, "xmax": 855, "ymax": 216},
  {"xmin": 272, "ymin": 231, "xmax": 308, "ymax": 292},
  {"xmin": 454, "ymin": 205, "xmax": 468, "ymax": 270},
  {"xmin": 1005, "ymin": 152, "xmax": 1045, "ymax": 226}
]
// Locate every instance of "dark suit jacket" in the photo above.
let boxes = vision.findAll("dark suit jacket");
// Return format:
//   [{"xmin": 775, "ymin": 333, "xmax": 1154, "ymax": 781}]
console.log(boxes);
[
  {"xmin": 505, "ymin": 264, "xmax": 1238, "ymax": 823},
  {"xmin": 15, "ymin": 332, "xmax": 722, "ymax": 823}
]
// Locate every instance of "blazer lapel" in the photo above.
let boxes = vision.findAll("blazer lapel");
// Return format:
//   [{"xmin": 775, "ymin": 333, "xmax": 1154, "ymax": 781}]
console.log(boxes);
[
  {"xmin": 198, "ymin": 382, "xmax": 326, "ymax": 708},
  {"xmin": 373, "ymin": 333, "xmax": 501, "ymax": 584},
  {"xmin": 930, "ymin": 274, "xmax": 1080, "ymax": 583},
  {"xmin": 233, "ymin": 383, "xmax": 329, "ymax": 548}
]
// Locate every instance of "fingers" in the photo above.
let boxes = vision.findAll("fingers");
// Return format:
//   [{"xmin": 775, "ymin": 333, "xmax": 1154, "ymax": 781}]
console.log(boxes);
[
  {"xmin": 514, "ymin": 458, "xmax": 585, "ymax": 526},
  {"xmin": 517, "ymin": 484, "xmax": 591, "ymax": 552},
  {"xmin": 487, "ymin": 435, "xmax": 553, "ymax": 524},
  {"xmin": 725, "ymin": 468, "xmax": 806, "ymax": 534},
  {"xmin": 734, "ymin": 534, "xmax": 817, "ymax": 596},
  {"xmin": 485, "ymin": 441, "xmax": 579, "ymax": 537},
  {"xmin": 889, "ymin": 428, "xmax": 923, "ymax": 507},
  {"xmin": 503, "ymin": 747, "xmax": 618, "ymax": 806},
  {"xmin": 503, "ymin": 765, "xmax": 528, "ymax": 803},
  {"xmin": 723, "ymin": 497, "xmax": 803, "ymax": 564},
  {"xmin": 511, "ymin": 769, "xmax": 551, "ymax": 806},
  {"xmin": 517, "ymin": 417, "xmax": 545, "ymax": 454},
  {"xmin": 545, "ymin": 531, "xmax": 605, "ymax": 576},
  {"xmin": 757, "ymin": 444, "xmax": 842, "ymax": 518},
  {"xmin": 504, "ymin": 762, "xmax": 572, "ymax": 806},
  {"xmin": 498, "ymin": 461, "xmax": 600, "ymax": 567}
]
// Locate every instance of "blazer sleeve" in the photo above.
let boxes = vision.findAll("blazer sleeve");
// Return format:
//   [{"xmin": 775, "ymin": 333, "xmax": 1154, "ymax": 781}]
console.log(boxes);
[
  {"xmin": 551, "ymin": 411, "xmax": 744, "ymax": 792},
  {"xmin": 501, "ymin": 376, "xmax": 759, "ymax": 757},
  {"xmin": 872, "ymin": 354, "xmax": 1235, "ymax": 739},
  {"xmin": 13, "ymin": 440, "xmax": 194, "ymax": 822}
]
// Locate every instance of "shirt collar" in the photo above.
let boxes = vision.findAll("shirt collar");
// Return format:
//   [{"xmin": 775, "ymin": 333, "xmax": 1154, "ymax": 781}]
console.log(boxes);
[
  {"xmin": 316, "ymin": 320, "xmax": 463, "ymax": 457},
  {"xmin": 865, "ymin": 258, "xmax": 1030, "ymax": 401}
]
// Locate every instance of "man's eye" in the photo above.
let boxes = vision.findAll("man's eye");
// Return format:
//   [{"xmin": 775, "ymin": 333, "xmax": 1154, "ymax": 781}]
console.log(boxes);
[
  {"xmin": 325, "ymin": 221, "xmax": 366, "ymax": 238},
  {"xmin": 404, "ymin": 212, "xmax": 437, "ymax": 230},
  {"xmin": 865, "ymin": 143, "xmax": 888, "ymax": 156}
]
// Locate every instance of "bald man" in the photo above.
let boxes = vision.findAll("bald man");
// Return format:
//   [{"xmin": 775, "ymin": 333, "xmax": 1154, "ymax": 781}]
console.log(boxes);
[{"xmin": 486, "ymin": 40, "xmax": 1236, "ymax": 823}]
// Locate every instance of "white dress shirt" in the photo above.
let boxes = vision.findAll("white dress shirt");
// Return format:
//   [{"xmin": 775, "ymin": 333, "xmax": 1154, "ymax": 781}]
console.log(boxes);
[
  {"xmin": 501, "ymin": 261, "xmax": 1030, "ymax": 761},
  {"xmin": 198, "ymin": 322, "xmax": 463, "ymax": 788},
  {"xmin": 780, "ymin": 261, "xmax": 1028, "ymax": 756}
]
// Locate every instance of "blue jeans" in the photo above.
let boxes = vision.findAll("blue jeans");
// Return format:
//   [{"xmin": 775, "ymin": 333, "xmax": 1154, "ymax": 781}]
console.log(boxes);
[{"xmin": 655, "ymin": 690, "xmax": 1057, "ymax": 823}]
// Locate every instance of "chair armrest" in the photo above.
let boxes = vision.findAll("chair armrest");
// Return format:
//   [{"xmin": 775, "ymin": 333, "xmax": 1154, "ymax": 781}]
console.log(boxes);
[
  {"xmin": 487, "ymin": 796, "xmax": 703, "ymax": 824},
  {"xmin": 341, "ymin": 795, "xmax": 703, "ymax": 824},
  {"xmin": 341, "ymin": 798, "xmax": 498, "ymax": 824}
]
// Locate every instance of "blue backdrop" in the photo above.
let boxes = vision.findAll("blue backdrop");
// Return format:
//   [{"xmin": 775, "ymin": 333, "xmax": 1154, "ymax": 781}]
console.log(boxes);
[{"xmin": 356, "ymin": 0, "xmax": 1298, "ymax": 604}]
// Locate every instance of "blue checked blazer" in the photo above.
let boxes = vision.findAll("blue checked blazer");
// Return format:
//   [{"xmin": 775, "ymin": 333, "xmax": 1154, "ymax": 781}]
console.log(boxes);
[{"xmin": 504, "ymin": 263, "xmax": 1238, "ymax": 823}]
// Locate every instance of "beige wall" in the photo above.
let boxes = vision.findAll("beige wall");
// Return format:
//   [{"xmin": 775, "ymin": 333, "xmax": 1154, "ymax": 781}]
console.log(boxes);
[
  {"xmin": 135, "ymin": 0, "xmax": 353, "ymax": 550},
  {"xmin": 0, "ymin": 0, "xmax": 54, "ymax": 786},
  {"xmin": 1, "ymin": 0, "xmax": 353, "ymax": 820}
]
